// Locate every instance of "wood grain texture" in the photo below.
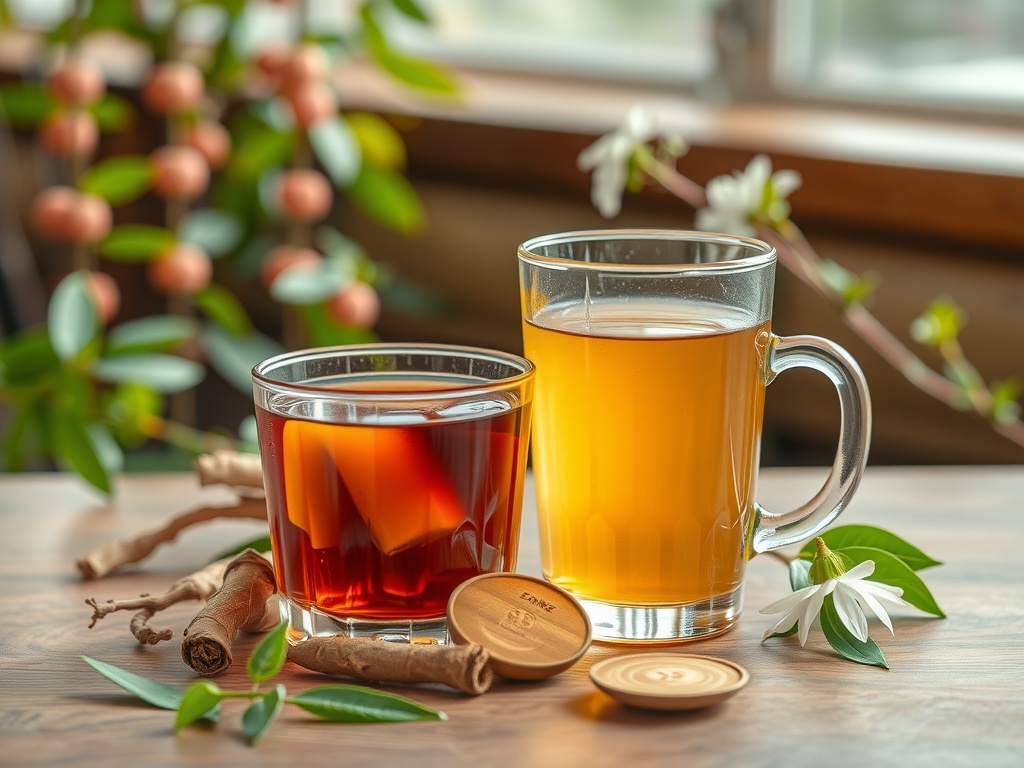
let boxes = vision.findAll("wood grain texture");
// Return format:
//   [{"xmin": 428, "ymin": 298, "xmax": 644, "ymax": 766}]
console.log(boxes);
[{"xmin": 0, "ymin": 468, "xmax": 1022, "ymax": 767}]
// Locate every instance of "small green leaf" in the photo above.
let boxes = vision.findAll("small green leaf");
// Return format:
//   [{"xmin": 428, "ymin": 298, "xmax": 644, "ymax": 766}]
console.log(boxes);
[
  {"xmin": 242, "ymin": 684, "xmax": 285, "ymax": 744},
  {"xmin": 193, "ymin": 284, "xmax": 253, "ymax": 335},
  {"xmin": 347, "ymin": 163, "xmax": 424, "ymax": 235},
  {"xmin": 211, "ymin": 536, "xmax": 272, "ymax": 564},
  {"xmin": 819, "ymin": 596, "xmax": 889, "ymax": 669},
  {"xmin": 227, "ymin": 125, "xmax": 295, "ymax": 182},
  {"xmin": 309, "ymin": 117, "xmax": 361, "ymax": 187},
  {"xmin": 200, "ymin": 324, "xmax": 284, "ymax": 393},
  {"xmin": 346, "ymin": 112, "xmax": 406, "ymax": 170},
  {"xmin": 798, "ymin": 525, "xmax": 942, "ymax": 571},
  {"xmin": 291, "ymin": 685, "xmax": 447, "ymax": 723},
  {"xmin": 50, "ymin": 413, "xmax": 111, "ymax": 494},
  {"xmin": 93, "ymin": 354, "xmax": 205, "ymax": 394},
  {"xmin": 97, "ymin": 225, "xmax": 176, "ymax": 261},
  {"xmin": 48, "ymin": 271, "xmax": 99, "ymax": 361},
  {"xmin": 910, "ymin": 296, "xmax": 966, "ymax": 347},
  {"xmin": 0, "ymin": 327, "xmax": 60, "ymax": 387},
  {"xmin": 388, "ymin": 0, "xmax": 430, "ymax": 23},
  {"xmin": 829, "ymin": 546, "xmax": 946, "ymax": 618},
  {"xmin": 990, "ymin": 378, "xmax": 1022, "ymax": 424},
  {"xmin": 87, "ymin": 422, "xmax": 124, "ymax": 475},
  {"xmin": 0, "ymin": 82, "xmax": 55, "ymax": 127},
  {"xmin": 83, "ymin": 657, "xmax": 218, "ymax": 719},
  {"xmin": 90, "ymin": 93, "xmax": 134, "ymax": 132},
  {"xmin": 102, "ymin": 382, "xmax": 163, "ymax": 448},
  {"xmin": 178, "ymin": 209, "xmax": 243, "ymax": 258},
  {"xmin": 789, "ymin": 557, "xmax": 812, "ymax": 591},
  {"xmin": 175, "ymin": 681, "xmax": 224, "ymax": 732},
  {"xmin": 247, "ymin": 622, "xmax": 288, "ymax": 684},
  {"xmin": 79, "ymin": 156, "xmax": 153, "ymax": 205},
  {"xmin": 106, "ymin": 315, "xmax": 199, "ymax": 356}
]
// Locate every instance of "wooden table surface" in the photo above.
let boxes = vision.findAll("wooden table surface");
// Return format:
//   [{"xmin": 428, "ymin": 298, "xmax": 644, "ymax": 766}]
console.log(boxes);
[{"xmin": 1, "ymin": 466, "xmax": 1022, "ymax": 767}]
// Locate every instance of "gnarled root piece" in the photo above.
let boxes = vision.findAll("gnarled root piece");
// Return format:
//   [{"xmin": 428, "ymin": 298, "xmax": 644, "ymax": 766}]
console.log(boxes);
[
  {"xmin": 195, "ymin": 450, "xmax": 265, "ymax": 491},
  {"xmin": 86, "ymin": 558, "xmax": 231, "ymax": 645},
  {"xmin": 76, "ymin": 497, "xmax": 268, "ymax": 580},
  {"xmin": 288, "ymin": 637, "xmax": 494, "ymax": 695},
  {"xmin": 181, "ymin": 550, "xmax": 278, "ymax": 675}
]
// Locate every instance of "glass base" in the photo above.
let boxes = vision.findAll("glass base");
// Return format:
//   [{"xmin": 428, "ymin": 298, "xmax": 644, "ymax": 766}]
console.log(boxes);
[
  {"xmin": 579, "ymin": 584, "xmax": 744, "ymax": 643},
  {"xmin": 280, "ymin": 598, "xmax": 450, "ymax": 645}
]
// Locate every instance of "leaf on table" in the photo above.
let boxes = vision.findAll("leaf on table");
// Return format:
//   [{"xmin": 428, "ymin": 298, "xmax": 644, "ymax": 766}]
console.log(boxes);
[
  {"xmin": 247, "ymin": 622, "xmax": 289, "ymax": 684},
  {"xmin": 175, "ymin": 681, "xmax": 224, "ymax": 732},
  {"xmin": 819, "ymin": 597, "xmax": 889, "ymax": 669},
  {"xmin": 830, "ymin": 545, "xmax": 946, "ymax": 618},
  {"xmin": 82, "ymin": 657, "xmax": 219, "ymax": 722},
  {"xmin": 799, "ymin": 525, "xmax": 942, "ymax": 571},
  {"xmin": 242, "ymin": 684, "xmax": 286, "ymax": 744},
  {"xmin": 290, "ymin": 684, "xmax": 448, "ymax": 723}
]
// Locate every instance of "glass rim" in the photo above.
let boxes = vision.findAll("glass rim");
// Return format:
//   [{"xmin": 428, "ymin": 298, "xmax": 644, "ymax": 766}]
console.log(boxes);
[
  {"xmin": 517, "ymin": 229, "xmax": 777, "ymax": 273},
  {"xmin": 251, "ymin": 342, "xmax": 535, "ymax": 402}
]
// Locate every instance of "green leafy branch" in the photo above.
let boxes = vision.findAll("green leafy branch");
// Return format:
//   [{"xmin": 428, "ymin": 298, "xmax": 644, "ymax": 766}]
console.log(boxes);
[{"xmin": 83, "ymin": 622, "xmax": 445, "ymax": 746}]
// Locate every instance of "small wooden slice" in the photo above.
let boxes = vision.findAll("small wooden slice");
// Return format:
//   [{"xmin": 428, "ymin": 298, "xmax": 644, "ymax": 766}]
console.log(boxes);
[
  {"xmin": 589, "ymin": 653, "xmax": 749, "ymax": 711},
  {"xmin": 447, "ymin": 572, "xmax": 592, "ymax": 680}
]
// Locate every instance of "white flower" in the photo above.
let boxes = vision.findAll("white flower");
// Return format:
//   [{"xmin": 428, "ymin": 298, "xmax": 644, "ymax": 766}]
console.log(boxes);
[
  {"xmin": 577, "ymin": 105, "xmax": 663, "ymax": 218},
  {"xmin": 695, "ymin": 154, "xmax": 802, "ymax": 237},
  {"xmin": 760, "ymin": 560, "xmax": 909, "ymax": 647}
]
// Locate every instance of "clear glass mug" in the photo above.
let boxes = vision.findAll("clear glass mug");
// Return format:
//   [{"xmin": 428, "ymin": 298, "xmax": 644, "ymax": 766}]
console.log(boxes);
[
  {"xmin": 518, "ymin": 230, "xmax": 871, "ymax": 642},
  {"xmin": 252, "ymin": 344, "xmax": 535, "ymax": 644}
]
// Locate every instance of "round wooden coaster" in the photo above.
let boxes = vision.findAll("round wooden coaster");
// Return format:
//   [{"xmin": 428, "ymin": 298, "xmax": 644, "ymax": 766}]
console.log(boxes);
[
  {"xmin": 447, "ymin": 572, "xmax": 592, "ymax": 680},
  {"xmin": 589, "ymin": 653, "xmax": 749, "ymax": 711}
]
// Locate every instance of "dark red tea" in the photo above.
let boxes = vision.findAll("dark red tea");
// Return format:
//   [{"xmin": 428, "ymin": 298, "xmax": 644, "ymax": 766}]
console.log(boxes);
[{"xmin": 256, "ymin": 390, "xmax": 529, "ymax": 621}]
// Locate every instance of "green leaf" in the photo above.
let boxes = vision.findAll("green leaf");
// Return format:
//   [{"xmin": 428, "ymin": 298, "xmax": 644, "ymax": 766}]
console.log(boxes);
[
  {"xmin": 49, "ymin": 413, "xmax": 111, "ymax": 494},
  {"xmin": 102, "ymin": 382, "xmax": 163, "ymax": 448},
  {"xmin": 388, "ymin": 0, "xmax": 430, "ymax": 23},
  {"xmin": 80, "ymin": 156, "xmax": 153, "ymax": 205},
  {"xmin": 0, "ymin": 327, "xmax": 60, "ymax": 387},
  {"xmin": 242, "ymin": 684, "xmax": 285, "ymax": 744},
  {"xmin": 0, "ymin": 82, "xmax": 55, "ymax": 128},
  {"xmin": 193, "ymin": 284, "xmax": 253, "ymax": 335},
  {"xmin": 910, "ymin": 296, "xmax": 966, "ymax": 347},
  {"xmin": 346, "ymin": 112, "xmax": 406, "ymax": 170},
  {"xmin": 97, "ymin": 225, "xmax": 176, "ymax": 261},
  {"xmin": 309, "ymin": 117, "xmax": 361, "ymax": 187},
  {"xmin": 90, "ymin": 93, "xmax": 134, "ymax": 132},
  {"xmin": 178, "ymin": 209, "xmax": 243, "ymax": 258},
  {"xmin": 270, "ymin": 260, "xmax": 352, "ymax": 305},
  {"xmin": 819, "ymin": 596, "xmax": 889, "ymax": 669},
  {"xmin": 87, "ymin": 422, "xmax": 124, "ymax": 475},
  {"xmin": 48, "ymin": 271, "xmax": 99, "ymax": 362},
  {"xmin": 175, "ymin": 681, "xmax": 224, "ymax": 732},
  {"xmin": 211, "ymin": 536, "xmax": 272, "ymax": 564},
  {"xmin": 2, "ymin": 405, "xmax": 40, "ymax": 471},
  {"xmin": 200, "ymin": 324, "xmax": 284, "ymax": 393},
  {"xmin": 291, "ymin": 685, "xmax": 447, "ymax": 723},
  {"xmin": 347, "ymin": 163, "xmax": 424, "ymax": 235},
  {"xmin": 828, "ymin": 546, "xmax": 946, "ymax": 618},
  {"xmin": 227, "ymin": 124, "xmax": 295, "ymax": 182},
  {"xmin": 789, "ymin": 557, "xmax": 812, "ymax": 591},
  {"xmin": 360, "ymin": 7, "xmax": 457, "ymax": 96},
  {"xmin": 83, "ymin": 657, "xmax": 218, "ymax": 720},
  {"xmin": 798, "ymin": 525, "xmax": 942, "ymax": 571},
  {"xmin": 106, "ymin": 315, "xmax": 199, "ymax": 356},
  {"xmin": 247, "ymin": 622, "xmax": 288, "ymax": 684},
  {"xmin": 93, "ymin": 354, "xmax": 205, "ymax": 394}
]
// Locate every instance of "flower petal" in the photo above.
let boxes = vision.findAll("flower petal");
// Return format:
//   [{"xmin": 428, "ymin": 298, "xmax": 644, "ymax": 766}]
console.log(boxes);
[
  {"xmin": 772, "ymin": 169, "xmax": 802, "ymax": 197},
  {"xmin": 840, "ymin": 560, "xmax": 876, "ymax": 581},
  {"xmin": 833, "ymin": 583, "xmax": 869, "ymax": 641},
  {"xmin": 761, "ymin": 604, "xmax": 804, "ymax": 643},
  {"xmin": 759, "ymin": 583, "xmax": 819, "ymax": 615},
  {"xmin": 577, "ymin": 135, "xmax": 613, "ymax": 171},
  {"xmin": 797, "ymin": 581, "xmax": 832, "ymax": 647}
]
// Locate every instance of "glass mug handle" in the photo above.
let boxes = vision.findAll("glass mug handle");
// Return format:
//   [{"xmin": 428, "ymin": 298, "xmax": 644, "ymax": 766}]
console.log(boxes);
[{"xmin": 746, "ymin": 334, "xmax": 872, "ymax": 557}]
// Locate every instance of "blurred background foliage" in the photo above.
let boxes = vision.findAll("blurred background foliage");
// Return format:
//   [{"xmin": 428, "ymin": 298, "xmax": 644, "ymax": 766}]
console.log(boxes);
[{"xmin": 0, "ymin": 0, "xmax": 455, "ymax": 492}]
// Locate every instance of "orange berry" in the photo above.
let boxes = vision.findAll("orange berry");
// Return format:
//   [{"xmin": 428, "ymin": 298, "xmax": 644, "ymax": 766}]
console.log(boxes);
[
  {"xmin": 255, "ymin": 48, "xmax": 289, "ymax": 79},
  {"xmin": 48, "ymin": 60, "xmax": 106, "ymax": 106},
  {"xmin": 285, "ymin": 82, "xmax": 337, "ymax": 128},
  {"xmin": 142, "ymin": 62, "xmax": 204, "ymax": 115},
  {"xmin": 279, "ymin": 45, "xmax": 329, "ymax": 92},
  {"xmin": 84, "ymin": 270, "xmax": 120, "ymax": 323},
  {"xmin": 276, "ymin": 169, "xmax": 332, "ymax": 223},
  {"xmin": 180, "ymin": 121, "xmax": 231, "ymax": 170},
  {"xmin": 150, "ymin": 145, "xmax": 210, "ymax": 200},
  {"xmin": 65, "ymin": 193, "xmax": 113, "ymax": 245},
  {"xmin": 326, "ymin": 281, "xmax": 380, "ymax": 329},
  {"xmin": 148, "ymin": 244, "xmax": 212, "ymax": 295},
  {"xmin": 39, "ymin": 111, "xmax": 98, "ymax": 157},
  {"xmin": 260, "ymin": 245, "xmax": 321, "ymax": 288},
  {"xmin": 31, "ymin": 186, "xmax": 78, "ymax": 241}
]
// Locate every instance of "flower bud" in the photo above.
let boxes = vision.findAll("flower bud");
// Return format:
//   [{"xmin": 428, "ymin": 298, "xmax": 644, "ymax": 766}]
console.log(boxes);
[{"xmin": 808, "ymin": 538, "xmax": 848, "ymax": 584}]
